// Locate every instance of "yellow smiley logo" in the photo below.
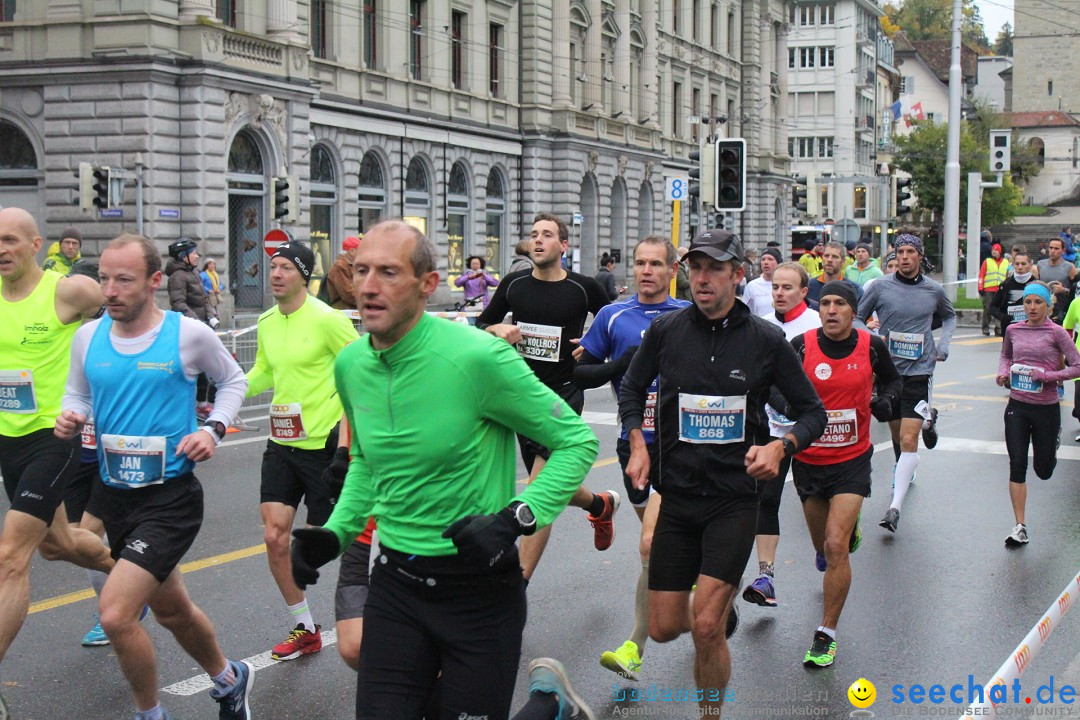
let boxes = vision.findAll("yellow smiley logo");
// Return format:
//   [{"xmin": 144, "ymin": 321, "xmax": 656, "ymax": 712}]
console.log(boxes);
[{"xmin": 848, "ymin": 678, "xmax": 876, "ymax": 709}]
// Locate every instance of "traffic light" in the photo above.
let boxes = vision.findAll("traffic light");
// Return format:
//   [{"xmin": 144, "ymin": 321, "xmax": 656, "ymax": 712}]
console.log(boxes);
[
  {"xmin": 714, "ymin": 138, "xmax": 746, "ymax": 211},
  {"xmin": 989, "ymin": 130, "xmax": 1011, "ymax": 173},
  {"xmin": 793, "ymin": 176, "xmax": 808, "ymax": 214},
  {"xmin": 688, "ymin": 146, "xmax": 715, "ymax": 207},
  {"xmin": 75, "ymin": 162, "xmax": 94, "ymax": 212},
  {"xmin": 894, "ymin": 176, "xmax": 913, "ymax": 216},
  {"xmin": 92, "ymin": 167, "xmax": 111, "ymax": 210},
  {"xmin": 273, "ymin": 175, "xmax": 299, "ymax": 223},
  {"xmin": 713, "ymin": 212, "xmax": 725, "ymax": 229}
]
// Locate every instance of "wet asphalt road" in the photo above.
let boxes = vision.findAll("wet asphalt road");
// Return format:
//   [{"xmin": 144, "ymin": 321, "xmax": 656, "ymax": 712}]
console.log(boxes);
[{"xmin": 4, "ymin": 331, "xmax": 1080, "ymax": 720}]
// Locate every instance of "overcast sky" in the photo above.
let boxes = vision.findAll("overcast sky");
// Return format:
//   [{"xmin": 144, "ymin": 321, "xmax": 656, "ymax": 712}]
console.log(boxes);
[{"xmin": 976, "ymin": 0, "xmax": 1013, "ymax": 38}]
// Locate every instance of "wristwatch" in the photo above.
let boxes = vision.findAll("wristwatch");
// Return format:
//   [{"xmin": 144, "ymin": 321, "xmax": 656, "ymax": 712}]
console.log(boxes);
[
  {"xmin": 203, "ymin": 421, "xmax": 227, "ymax": 443},
  {"xmin": 508, "ymin": 501, "xmax": 537, "ymax": 536},
  {"xmin": 781, "ymin": 437, "xmax": 797, "ymax": 457}
]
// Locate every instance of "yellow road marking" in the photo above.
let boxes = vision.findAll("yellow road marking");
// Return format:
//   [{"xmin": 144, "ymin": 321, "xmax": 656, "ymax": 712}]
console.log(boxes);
[
  {"xmin": 937, "ymin": 392, "xmax": 1074, "ymax": 408},
  {"xmin": 953, "ymin": 337, "xmax": 1002, "ymax": 346},
  {"xmin": 934, "ymin": 381, "xmax": 959, "ymax": 388},
  {"xmin": 31, "ymin": 455, "xmax": 622, "ymax": 615}
]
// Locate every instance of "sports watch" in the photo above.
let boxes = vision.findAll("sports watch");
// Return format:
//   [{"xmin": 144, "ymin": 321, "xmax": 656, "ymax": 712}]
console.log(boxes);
[
  {"xmin": 781, "ymin": 437, "xmax": 797, "ymax": 457},
  {"xmin": 508, "ymin": 501, "xmax": 537, "ymax": 536},
  {"xmin": 203, "ymin": 421, "xmax": 227, "ymax": 443}
]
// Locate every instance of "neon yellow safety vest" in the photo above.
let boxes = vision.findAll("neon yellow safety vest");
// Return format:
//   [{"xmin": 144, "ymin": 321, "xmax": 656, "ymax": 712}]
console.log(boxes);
[
  {"xmin": 0, "ymin": 271, "xmax": 80, "ymax": 436},
  {"xmin": 983, "ymin": 258, "xmax": 1008, "ymax": 290}
]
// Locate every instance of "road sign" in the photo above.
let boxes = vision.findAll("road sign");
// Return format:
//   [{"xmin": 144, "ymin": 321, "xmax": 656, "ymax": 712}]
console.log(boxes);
[
  {"xmin": 665, "ymin": 177, "xmax": 688, "ymax": 202},
  {"xmin": 263, "ymin": 228, "xmax": 291, "ymax": 256},
  {"xmin": 833, "ymin": 218, "xmax": 861, "ymax": 247},
  {"xmin": 572, "ymin": 211, "xmax": 583, "ymax": 226},
  {"xmin": 99, "ymin": 208, "xmax": 123, "ymax": 218}
]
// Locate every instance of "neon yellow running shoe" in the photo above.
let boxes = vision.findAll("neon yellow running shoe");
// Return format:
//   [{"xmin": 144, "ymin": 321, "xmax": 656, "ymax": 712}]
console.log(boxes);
[
  {"xmin": 849, "ymin": 512, "xmax": 862, "ymax": 554},
  {"xmin": 600, "ymin": 640, "xmax": 642, "ymax": 681}
]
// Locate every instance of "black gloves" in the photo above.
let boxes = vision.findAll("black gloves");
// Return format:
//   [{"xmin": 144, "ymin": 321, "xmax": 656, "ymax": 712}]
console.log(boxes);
[
  {"xmin": 441, "ymin": 507, "xmax": 521, "ymax": 572},
  {"xmin": 290, "ymin": 527, "xmax": 341, "ymax": 590},
  {"xmin": 870, "ymin": 395, "xmax": 895, "ymax": 422},
  {"xmin": 323, "ymin": 446, "xmax": 350, "ymax": 499}
]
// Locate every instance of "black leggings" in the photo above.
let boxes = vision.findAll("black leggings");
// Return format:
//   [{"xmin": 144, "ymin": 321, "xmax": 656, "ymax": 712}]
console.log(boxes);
[
  {"xmin": 755, "ymin": 456, "xmax": 792, "ymax": 536},
  {"xmin": 1004, "ymin": 398, "xmax": 1061, "ymax": 484}
]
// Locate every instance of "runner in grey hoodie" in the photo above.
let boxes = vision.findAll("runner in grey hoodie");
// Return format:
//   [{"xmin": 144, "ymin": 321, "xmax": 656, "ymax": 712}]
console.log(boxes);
[{"xmin": 856, "ymin": 233, "xmax": 956, "ymax": 533}]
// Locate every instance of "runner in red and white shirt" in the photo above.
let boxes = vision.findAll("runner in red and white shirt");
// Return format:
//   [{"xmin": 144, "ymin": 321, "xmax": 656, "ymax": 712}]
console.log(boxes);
[{"xmin": 782, "ymin": 281, "xmax": 901, "ymax": 669}]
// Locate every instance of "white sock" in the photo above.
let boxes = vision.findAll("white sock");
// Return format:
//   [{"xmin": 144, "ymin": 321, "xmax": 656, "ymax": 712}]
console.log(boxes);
[
  {"xmin": 817, "ymin": 626, "xmax": 836, "ymax": 640},
  {"xmin": 287, "ymin": 600, "xmax": 316, "ymax": 633},
  {"xmin": 891, "ymin": 452, "xmax": 919, "ymax": 511},
  {"xmin": 87, "ymin": 569, "xmax": 108, "ymax": 596}
]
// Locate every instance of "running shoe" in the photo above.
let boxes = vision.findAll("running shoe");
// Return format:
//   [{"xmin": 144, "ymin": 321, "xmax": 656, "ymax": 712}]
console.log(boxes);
[
  {"xmin": 599, "ymin": 640, "xmax": 642, "ymax": 681},
  {"xmin": 879, "ymin": 507, "xmax": 900, "ymax": 533},
  {"xmin": 726, "ymin": 603, "xmax": 739, "ymax": 639},
  {"xmin": 815, "ymin": 551, "xmax": 827, "ymax": 572},
  {"xmin": 802, "ymin": 631, "xmax": 837, "ymax": 668},
  {"xmin": 211, "ymin": 660, "xmax": 254, "ymax": 720},
  {"xmin": 81, "ymin": 614, "xmax": 109, "ymax": 646},
  {"xmin": 921, "ymin": 407, "xmax": 939, "ymax": 449},
  {"xmin": 271, "ymin": 623, "xmax": 322, "ymax": 660},
  {"xmin": 742, "ymin": 574, "xmax": 777, "ymax": 607},
  {"xmin": 587, "ymin": 491, "xmax": 620, "ymax": 551},
  {"xmin": 849, "ymin": 512, "xmax": 862, "ymax": 554},
  {"xmin": 528, "ymin": 658, "xmax": 596, "ymax": 720},
  {"xmin": 1074, "ymin": 432, "xmax": 1080, "ymax": 443},
  {"xmin": 1005, "ymin": 523, "xmax": 1029, "ymax": 547}
]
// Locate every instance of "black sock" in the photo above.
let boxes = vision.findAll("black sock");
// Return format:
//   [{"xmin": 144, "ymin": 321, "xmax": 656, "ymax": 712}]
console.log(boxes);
[
  {"xmin": 510, "ymin": 692, "xmax": 560, "ymax": 720},
  {"xmin": 586, "ymin": 493, "xmax": 606, "ymax": 517}
]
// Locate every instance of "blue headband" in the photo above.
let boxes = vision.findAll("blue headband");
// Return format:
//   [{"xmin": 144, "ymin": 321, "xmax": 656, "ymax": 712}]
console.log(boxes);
[{"xmin": 1023, "ymin": 284, "xmax": 1052, "ymax": 304}]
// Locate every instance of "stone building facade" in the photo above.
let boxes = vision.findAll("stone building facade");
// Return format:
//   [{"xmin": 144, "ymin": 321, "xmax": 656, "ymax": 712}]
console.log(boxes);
[{"xmin": 0, "ymin": 0, "xmax": 790, "ymax": 313}]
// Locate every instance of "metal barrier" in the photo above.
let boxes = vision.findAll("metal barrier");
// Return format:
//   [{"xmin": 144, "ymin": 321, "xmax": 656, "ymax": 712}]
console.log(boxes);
[{"xmin": 217, "ymin": 309, "xmax": 482, "ymax": 415}]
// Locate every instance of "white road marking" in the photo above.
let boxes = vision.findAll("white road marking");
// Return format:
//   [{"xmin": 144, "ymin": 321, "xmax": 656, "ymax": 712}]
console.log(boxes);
[{"xmin": 161, "ymin": 629, "xmax": 338, "ymax": 696}]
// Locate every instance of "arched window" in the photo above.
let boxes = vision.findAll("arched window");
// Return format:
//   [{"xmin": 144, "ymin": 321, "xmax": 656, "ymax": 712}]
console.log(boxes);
[
  {"xmin": 0, "ymin": 120, "xmax": 39, "ymax": 187},
  {"xmin": 404, "ymin": 156, "xmax": 431, "ymax": 236},
  {"xmin": 228, "ymin": 130, "xmax": 263, "ymax": 175},
  {"xmin": 309, "ymin": 144, "xmax": 338, "ymax": 287},
  {"xmin": 630, "ymin": 29, "xmax": 645, "ymax": 121},
  {"xmin": 447, "ymin": 161, "xmax": 471, "ymax": 281},
  {"xmin": 570, "ymin": 7, "xmax": 589, "ymax": 107},
  {"xmin": 1030, "ymin": 137, "xmax": 1046, "ymax": 168},
  {"xmin": 358, "ymin": 151, "xmax": 387, "ymax": 234},
  {"xmin": 485, "ymin": 169, "xmax": 507, "ymax": 271}
]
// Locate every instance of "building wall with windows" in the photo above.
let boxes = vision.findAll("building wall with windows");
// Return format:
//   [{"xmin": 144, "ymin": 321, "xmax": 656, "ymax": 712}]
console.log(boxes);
[
  {"xmin": 787, "ymin": 0, "xmax": 888, "ymax": 227},
  {"xmin": 0, "ymin": 0, "xmax": 790, "ymax": 314},
  {"xmin": 1012, "ymin": 0, "xmax": 1080, "ymax": 114}
]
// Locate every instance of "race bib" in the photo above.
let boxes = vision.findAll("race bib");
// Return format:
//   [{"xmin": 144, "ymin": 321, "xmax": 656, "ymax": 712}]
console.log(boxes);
[
  {"xmin": 888, "ymin": 331, "xmax": 925, "ymax": 360},
  {"xmin": 643, "ymin": 391, "xmax": 658, "ymax": 432},
  {"xmin": 678, "ymin": 393, "xmax": 746, "ymax": 444},
  {"xmin": 270, "ymin": 403, "xmax": 307, "ymax": 441},
  {"xmin": 81, "ymin": 417, "xmax": 97, "ymax": 450},
  {"xmin": 812, "ymin": 408, "xmax": 858, "ymax": 447},
  {"xmin": 1007, "ymin": 304, "xmax": 1026, "ymax": 324},
  {"xmin": 516, "ymin": 322, "xmax": 562, "ymax": 363},
  {"xmin": 101, "ymin": 434, "xmax": 166, "ymax": 488},
  {"xmin": 0, "ymin": 370, "xmax": 37, "ymax": 414},
  {"xmin": 1010, "ymin": 364, "xmax": 1042, "ymax": 394}
]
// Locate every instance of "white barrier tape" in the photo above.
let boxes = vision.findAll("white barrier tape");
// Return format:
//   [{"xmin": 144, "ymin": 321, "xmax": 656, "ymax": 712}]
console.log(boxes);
[
  {"xmin": 959, "ymin": 569, "xmax": 1080, "ymax": 717},
  {"xmin": 214, "ymin": 308, "xmax": 482, "ymax": 339}
]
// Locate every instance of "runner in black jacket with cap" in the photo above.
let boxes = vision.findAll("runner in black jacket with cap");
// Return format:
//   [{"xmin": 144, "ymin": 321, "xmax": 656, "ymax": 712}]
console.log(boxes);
[{"xmin": 618, "ymin": 229, "xmax": 826, "ymax": 716}]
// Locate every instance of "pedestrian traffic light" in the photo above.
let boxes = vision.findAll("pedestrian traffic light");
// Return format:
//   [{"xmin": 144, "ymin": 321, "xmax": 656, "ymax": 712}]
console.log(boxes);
[
  {"xmin": 989, "ymin": 130, "xmax": 1011, "ymax": 173},
  {"xmin": 688, "ymin": 146, "xmax": 715, "ymax": 207},
  {"xmin": 92, "ymin": 167, "xmax": 111, "ymax": 210},
  {"xmin": 894, "ymin": 176, "xmax": 912, "ymax": 216},
  {"xmin": 75, "ymin": 162, "xmax": 94, "ymax": 212},
  {"xmin": 793, "ymin": 176, "xmax": 808, "ymax": 213},
  {"xmin": 273, "ymin": 175, "xmax": 298, "ymax": 223},
  {"xmin": 714, "ymin": 138, "xmax": 746, "ymax": 211},
  {"xmin": 714, "ymin": 212, "xmax": 725, "ymax": 229}
]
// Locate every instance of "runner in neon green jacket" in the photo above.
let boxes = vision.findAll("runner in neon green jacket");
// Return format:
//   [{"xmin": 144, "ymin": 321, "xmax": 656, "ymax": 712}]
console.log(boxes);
[{"xmin": 325, "ymin": 311, "xmax": 598, "ymax": 556}]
